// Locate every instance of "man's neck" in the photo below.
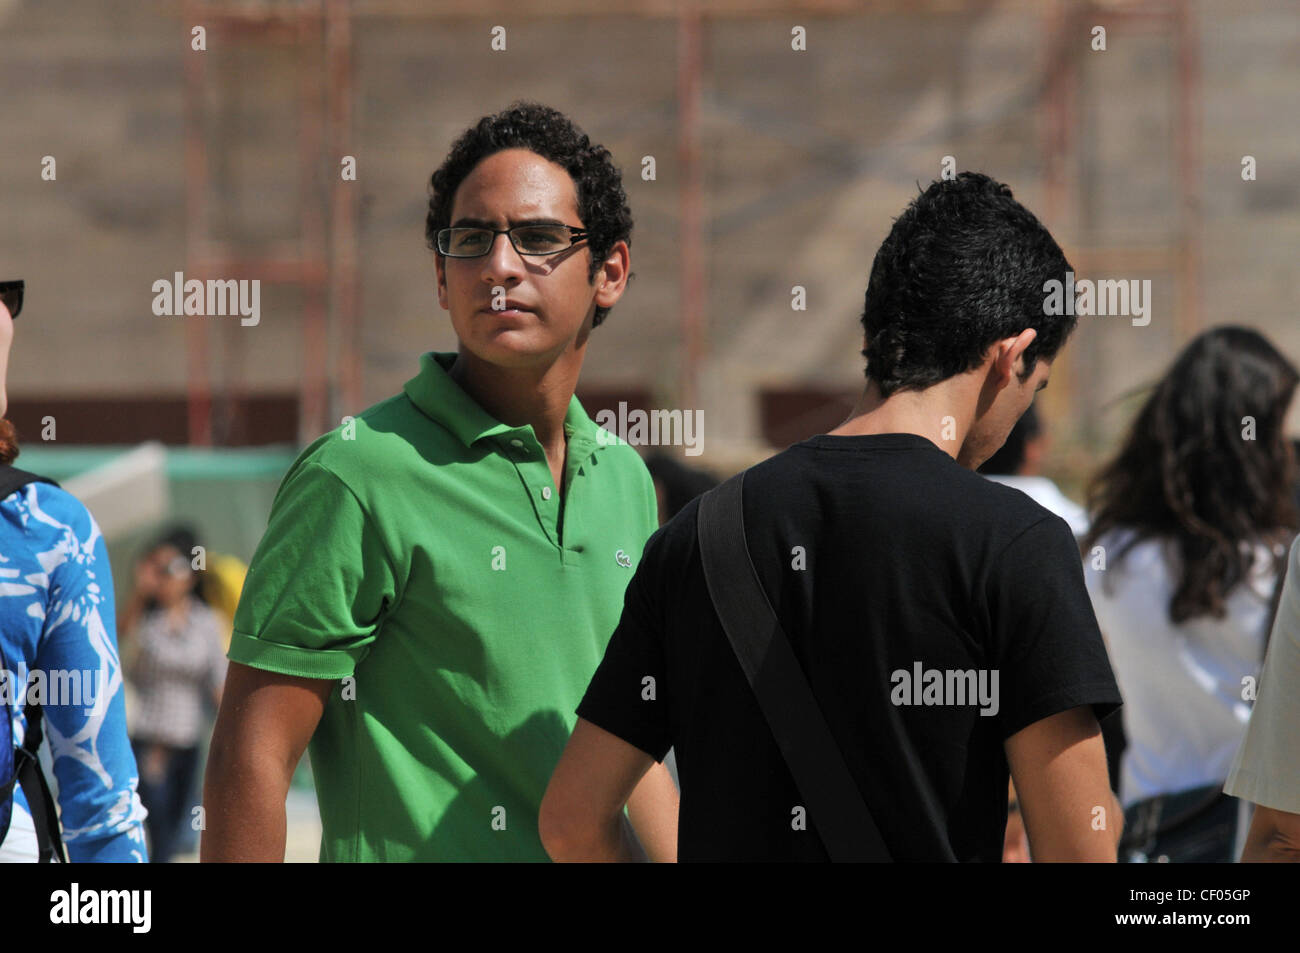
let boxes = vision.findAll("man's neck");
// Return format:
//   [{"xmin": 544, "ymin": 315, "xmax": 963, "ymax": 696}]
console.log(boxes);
[
  {"xmin": 829, "ymin": 378, "xmax": 976, "ymax": 462},
  {"xmin": 448, "ymin": 345, "xmax": 583, "ymax": 457}
]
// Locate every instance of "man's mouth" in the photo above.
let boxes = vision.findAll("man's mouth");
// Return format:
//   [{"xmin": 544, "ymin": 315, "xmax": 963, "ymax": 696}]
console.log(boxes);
[{"xmin": 481, "ymin": 302, "xmax": 536, "ymax": 317}]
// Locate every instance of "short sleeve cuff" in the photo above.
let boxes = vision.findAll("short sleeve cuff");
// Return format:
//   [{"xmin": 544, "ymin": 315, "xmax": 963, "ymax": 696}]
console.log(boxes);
[
  {"xmin": 227, "ymin": 630, "xmax": 364, "ymax": 680},
  {"xmin": 999, "ymin": 682, "xmax": 1123, "ymax": 740},
  {"xmin": 575, "ymin": 698, "xmax": 671, "ymax": 764}
]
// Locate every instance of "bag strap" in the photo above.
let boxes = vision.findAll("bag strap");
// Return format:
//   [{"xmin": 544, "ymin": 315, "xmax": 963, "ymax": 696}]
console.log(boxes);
[
  {"xmin": 0, "ymin": 464, "xmax": 59, "ymax": 500},
  {"xmin": 696, "ymin": 471, "xmax": 891, "ymax": 862},
  {"xmin": 13, "ymin": 705, "xmax": 68, "ymax": 863}
]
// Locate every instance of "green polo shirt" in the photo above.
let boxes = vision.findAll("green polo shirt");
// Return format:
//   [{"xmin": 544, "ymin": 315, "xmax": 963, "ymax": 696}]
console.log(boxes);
[{"xmin": 228, "ymin": 350, "xmax": 659, "ymax": 861}]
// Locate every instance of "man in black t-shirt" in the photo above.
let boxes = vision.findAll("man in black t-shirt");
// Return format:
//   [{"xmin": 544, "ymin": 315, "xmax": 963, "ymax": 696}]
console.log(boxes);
[{"xmin": 539, "ymin": 172, "xmax": 1123, "ymax": 862}]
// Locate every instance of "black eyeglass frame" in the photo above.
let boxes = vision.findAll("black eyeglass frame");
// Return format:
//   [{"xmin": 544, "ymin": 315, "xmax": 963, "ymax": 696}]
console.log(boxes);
[
  {"xmin": 0, "ymin": 280, "xmax": 23, "ymax": 319},
  {"xmin": 436, "ymin": 225, "xmax": 589, "ymax": 259}
]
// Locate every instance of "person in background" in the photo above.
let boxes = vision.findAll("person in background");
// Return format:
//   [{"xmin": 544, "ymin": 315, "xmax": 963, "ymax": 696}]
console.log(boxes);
[
  {"xmin": 1293, "ymin": 439, "xmax": 1300, "ymax": 513},
  {"xmin": 1002, "ymin": 779, "xmax": 1031, "ymax": 863},
  {"xmin": 120, "ymin": 525, "xmax": 227, "ymax": 863},
  {"xmin": 645, "ymin": 452, "xmax": 718, "ymax": 526},
  {"xmin": 978, "ymin": 404, "xmax": 1088, "ymax": 539},
  {"xmin": 0, "ymin": 284, "xmax": 148, "ymax": 862},
  {"xmin": 1083, "ymin": 326, "xmax": 1299, "ymax": 862}
]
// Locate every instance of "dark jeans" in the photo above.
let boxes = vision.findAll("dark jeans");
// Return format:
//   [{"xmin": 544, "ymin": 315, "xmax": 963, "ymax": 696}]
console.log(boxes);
[
  {"xmin": 1121, "ymin": 783, "xmax": 1241, "ymax": 863},
  {"xmin": 131, "ymin": 738, "xmax": 200, "ymax": 864}
]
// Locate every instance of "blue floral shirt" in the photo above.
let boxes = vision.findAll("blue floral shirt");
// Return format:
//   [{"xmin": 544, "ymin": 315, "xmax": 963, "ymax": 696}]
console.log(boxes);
[{"xmin": 1, "ymin": 480, "xmax": 148, "ymax": 861}]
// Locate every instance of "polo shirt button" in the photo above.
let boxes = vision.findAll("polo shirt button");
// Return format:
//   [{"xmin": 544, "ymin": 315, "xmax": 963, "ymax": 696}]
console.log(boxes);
[
  {"xmin": 510, "ymin": 439, "xmax": 524, "ymax": 448},
  {"xmin": 541, "ymin": 487, "xmax": 552, "ymax": 500}
]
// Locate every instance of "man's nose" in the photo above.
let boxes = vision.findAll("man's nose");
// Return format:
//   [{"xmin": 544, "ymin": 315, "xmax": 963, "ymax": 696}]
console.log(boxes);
[{"xmin": 481, "ymin": 232, "xmax": 527, "ymax": 283}]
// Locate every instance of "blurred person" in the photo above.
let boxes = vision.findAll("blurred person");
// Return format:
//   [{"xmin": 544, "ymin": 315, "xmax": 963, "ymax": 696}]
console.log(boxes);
[
  {"xmin": 542, "ymin": 173, "xmax": 1122, "ymax": 862},
  {"xmin": 121, "ymin": 525, "xmax": 227, "ymax": 863},
  {"xmin": 1293, "ymin": 439, "xmax": 1300, "ymax": 512},
  {"xmin": 0, "ymin": 283, "xmax": 148, "ymax": 862},
  {"xmin": 1227, "ymin": 535, "xmax": 1300, "ymax": 861},
  {"xmin": 977, "ymin": 404, "xmax": 1089, "ymax": 538},
  {"xmin": 1003, "ymin": 780, "xmax": 1030, "ymax": 863},
  {"xmin": 1083, "ymin": 326, "xmax": 1299, "ymax": 863},
  {"xmin": 203, "ymin": 102, "xmax": 677, "ymax": 862},
  {"xmin": 644, "ymin": 451, "xmax": 718, "ymax": 526}
]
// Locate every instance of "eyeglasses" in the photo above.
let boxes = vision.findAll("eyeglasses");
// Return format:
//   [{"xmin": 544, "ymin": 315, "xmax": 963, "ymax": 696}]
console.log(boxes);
[
  {"xmin": 0, "ymin": 280, "xmax": 23, "ymax": 319},
  {"xmin": 436, "ymin": 224, "xmax": 588, "ymax": 259}
]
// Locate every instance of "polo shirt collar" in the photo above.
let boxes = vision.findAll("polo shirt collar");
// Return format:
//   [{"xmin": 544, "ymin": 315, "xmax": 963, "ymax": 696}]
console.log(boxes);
[{"xmin": 403, "ymin": 351, "xmax": 599, "ymax": 450}]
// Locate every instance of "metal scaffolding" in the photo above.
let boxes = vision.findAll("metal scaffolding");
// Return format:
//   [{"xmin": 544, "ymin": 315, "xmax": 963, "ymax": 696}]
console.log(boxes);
[
  {"xmin": 1041, "ymin": 0, "xmax": 1201, "ymax": 445},
  {"xmin": 183, "ymin": 0, "xmax": 357, "ymax": 446},
  {"xmin": 181, "ymin": 0, "xmax": 1201, "ymax": 447}
]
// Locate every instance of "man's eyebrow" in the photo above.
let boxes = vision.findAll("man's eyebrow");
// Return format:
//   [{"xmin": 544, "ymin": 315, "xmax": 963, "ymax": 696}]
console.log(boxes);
[{"xmin": 450, "ymin": 216, "xmax": 569, "ymax": 228}]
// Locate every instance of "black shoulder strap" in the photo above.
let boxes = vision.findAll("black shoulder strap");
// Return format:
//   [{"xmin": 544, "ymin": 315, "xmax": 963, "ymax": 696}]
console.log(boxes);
[
  {"xmin": 0, "ymin": 464, "xmax": 60, "ymax": 500},
  {"xmin": 14, "ymin": 706, "xmax": 68, "ymax": 863},
  {"xmin": 696, "ymin": 471, "xmax": 891, "ymax": 862}
]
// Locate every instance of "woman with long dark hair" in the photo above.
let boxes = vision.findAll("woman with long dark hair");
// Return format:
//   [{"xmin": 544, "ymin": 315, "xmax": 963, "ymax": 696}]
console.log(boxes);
[{"xmin": 1083, "ymin": 326, "xmax": 1299, "ymax": 862}]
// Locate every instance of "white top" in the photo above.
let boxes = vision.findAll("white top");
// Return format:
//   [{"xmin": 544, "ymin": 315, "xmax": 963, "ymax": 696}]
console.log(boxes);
[
  {"xmin": 984, "ymin": 475, "xmax": 1090, "ymax": 538},
  {"xmin": 1083, "ymin": 527, "xmax": 1280, "ymax": 807},
  {"xmin": 1225, "ymin": 535, "xmax": 1300, "ymax": 813},
  {"xmin": 0, "ymin": 802, "xmax": 37, "ymax": 863}
]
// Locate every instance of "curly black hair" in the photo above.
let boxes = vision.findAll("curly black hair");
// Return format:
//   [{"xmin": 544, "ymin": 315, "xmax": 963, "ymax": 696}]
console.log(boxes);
[
  {"xmin": 425, "ymin": 101, "xmax": 633, "ymax": 328},
  {"xmin": 861, "ymin": 172, "xmax": 1075, "ymax": 397}
]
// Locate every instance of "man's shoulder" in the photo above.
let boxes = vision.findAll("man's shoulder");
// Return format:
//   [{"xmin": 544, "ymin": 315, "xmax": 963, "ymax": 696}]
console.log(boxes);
[
  {"xmin": 0, "ymin": 480, "xmax": 100, "ymax": 552},
  {"xmin": 975, "ymin": 473, "xmax": 1073, "ymax": 535},
  {"xmin": 1, "ymin": 477, "xmax": 88, "ymax": 519},
  {"xmin": 288, "ymin": 391, "xmax": 459, "ymax": 486},
  {"xmin": 755, "ymin": 439, "xmax": 1061, "ymax": 538}
]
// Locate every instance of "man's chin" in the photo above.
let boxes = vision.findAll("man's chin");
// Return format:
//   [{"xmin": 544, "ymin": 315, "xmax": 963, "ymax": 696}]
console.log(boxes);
[{"xmin": 460, "ymin": 331, "xmax": 567, "ymax": 370}]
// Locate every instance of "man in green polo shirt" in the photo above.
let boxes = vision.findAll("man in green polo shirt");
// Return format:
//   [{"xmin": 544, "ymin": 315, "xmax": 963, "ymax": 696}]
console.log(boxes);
[{"xmin": 202, "ymin": 102, "xmax": 679, "ymax": 862}]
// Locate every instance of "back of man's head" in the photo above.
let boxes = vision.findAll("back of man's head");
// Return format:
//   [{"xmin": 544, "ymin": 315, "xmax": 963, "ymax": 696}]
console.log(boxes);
[{"xmin": 861, "ymin": 172, "xmax": 1075, "ymax": 397}]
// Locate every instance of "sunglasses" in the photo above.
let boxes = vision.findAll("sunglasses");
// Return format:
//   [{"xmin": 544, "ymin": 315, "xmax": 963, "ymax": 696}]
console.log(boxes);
[{"xmin": 0, "ymin": 280, "xmax": 23, "ymax": 319}]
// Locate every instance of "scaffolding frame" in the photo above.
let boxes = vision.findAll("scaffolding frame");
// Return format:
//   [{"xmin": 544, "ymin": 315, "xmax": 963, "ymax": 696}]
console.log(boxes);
[
  {"xmin": 183, "ymin": 0, "xmax": 357, "ymax": 446},
  {"xmin": 182, "ymin": 0, "xmax": 1200, "ymax": 445},
  {"xmin": 1042, "ymin": 0, "xmax": 1201, "ymax": 447}
]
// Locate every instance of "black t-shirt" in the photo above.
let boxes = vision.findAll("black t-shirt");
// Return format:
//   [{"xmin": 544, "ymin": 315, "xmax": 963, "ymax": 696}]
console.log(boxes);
[{"xmin": 577, "ymin": 432, "xmax": 1122, "ymax": 862}]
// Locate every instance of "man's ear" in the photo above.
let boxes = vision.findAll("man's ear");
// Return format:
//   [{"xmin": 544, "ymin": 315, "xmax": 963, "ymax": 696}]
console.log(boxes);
[
  {"xmin": 991, "ymin": 328, "xmax": 1038, "ymax": 391},
  {"xmin": 434, "ymin": 254, "xmax": 449, "ymax": 311},
  {"xmin": 592, "ymin": 240, "xmax": 631, "ymax": 312}
]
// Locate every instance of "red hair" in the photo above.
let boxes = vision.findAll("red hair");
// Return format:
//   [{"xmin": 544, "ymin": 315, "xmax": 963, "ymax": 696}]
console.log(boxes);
[{"xmin": 0, "ymin": 418, "xmax": 19, "ymax": 465}]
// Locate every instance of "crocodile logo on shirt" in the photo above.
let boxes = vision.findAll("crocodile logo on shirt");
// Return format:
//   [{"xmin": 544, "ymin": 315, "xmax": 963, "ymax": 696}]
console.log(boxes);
[{"xmin": 615, "ymin": 549, "xmax": 632, "ymax": 568}]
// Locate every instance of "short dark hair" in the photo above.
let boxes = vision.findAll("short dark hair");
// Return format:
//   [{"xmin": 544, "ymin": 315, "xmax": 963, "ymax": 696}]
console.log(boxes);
[
  {"xmin": 425, "ymin": 101, "xmax": 633, "ymax": 328},
  {"xmin": 860, "ymin": 172, "xmax": 1075, "ymax": 397}
]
